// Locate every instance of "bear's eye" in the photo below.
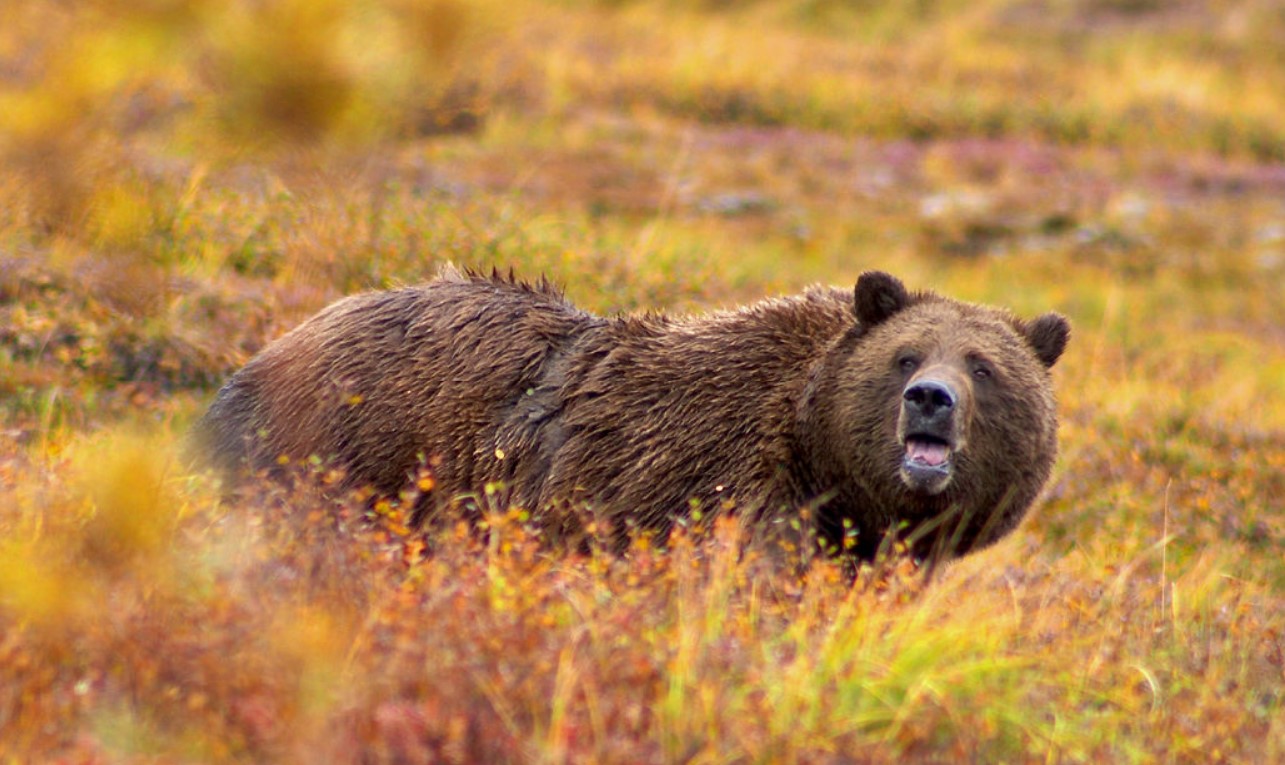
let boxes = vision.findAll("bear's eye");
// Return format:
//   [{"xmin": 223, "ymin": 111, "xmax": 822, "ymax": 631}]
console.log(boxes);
[
  {"xmin": 971, "ymin": 362, "xmax": 994, "ymax": 381},
  {"xmin": 897, "ymin": 355, "xmax": 919, "ymax": 374}
]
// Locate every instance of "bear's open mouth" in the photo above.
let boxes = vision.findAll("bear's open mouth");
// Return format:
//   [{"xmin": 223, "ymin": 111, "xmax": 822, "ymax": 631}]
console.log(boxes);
[
  {"xmin": 905, "ymin": 435, "xmax": 951, "ymax": 467},
  {"xmin": 900, "ymin": 434, "xmax": 954, "ymax": 494}
]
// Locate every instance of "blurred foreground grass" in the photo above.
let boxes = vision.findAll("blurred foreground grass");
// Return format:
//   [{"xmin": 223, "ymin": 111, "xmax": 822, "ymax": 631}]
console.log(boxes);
[{"xmin": 1, "ymin": 1, "xmax": 1283, "ymax": 762}]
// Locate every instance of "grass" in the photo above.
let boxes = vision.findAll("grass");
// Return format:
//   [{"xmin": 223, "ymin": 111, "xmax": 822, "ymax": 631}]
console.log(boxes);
[{"xmin": 2, "ymin": 0, "xmax": 1284, "ymax": 762}]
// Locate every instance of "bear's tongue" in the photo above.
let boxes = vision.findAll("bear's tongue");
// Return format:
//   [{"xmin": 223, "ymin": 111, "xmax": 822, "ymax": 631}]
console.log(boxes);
[{"xmin": 906, "ymin": 438, "xmax": 950, "ymax": 467}]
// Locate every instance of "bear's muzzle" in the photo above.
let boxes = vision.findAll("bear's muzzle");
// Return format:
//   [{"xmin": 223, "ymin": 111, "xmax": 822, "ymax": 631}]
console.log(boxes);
[{"xmin": 899, "ymin": 376, "xmax": 963, "ymax": 495}]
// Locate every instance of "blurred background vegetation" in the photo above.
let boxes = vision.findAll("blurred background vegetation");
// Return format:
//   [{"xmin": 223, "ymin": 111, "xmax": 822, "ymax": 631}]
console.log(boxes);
[{"xmin": 1, "ymin": 0, "xmax": 1283, "ymax": 762}]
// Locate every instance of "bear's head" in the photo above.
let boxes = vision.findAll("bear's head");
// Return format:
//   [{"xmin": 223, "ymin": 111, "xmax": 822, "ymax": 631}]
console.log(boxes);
[{"xmin": 801, "ymin": 271, "xmax": 1070, "ymax": 561}]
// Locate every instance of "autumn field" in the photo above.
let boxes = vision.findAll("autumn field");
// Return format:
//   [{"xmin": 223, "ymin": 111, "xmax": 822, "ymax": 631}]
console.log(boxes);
[{"xmin": 2, "ymin": 0, "xmax": 1284, "ymax": 762}]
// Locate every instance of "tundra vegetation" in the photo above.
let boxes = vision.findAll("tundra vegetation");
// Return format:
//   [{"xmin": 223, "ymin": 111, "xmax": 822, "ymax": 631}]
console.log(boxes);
[{"xmin": 1, "ymin": 1, "xmax": 1283, "ymax": 762}]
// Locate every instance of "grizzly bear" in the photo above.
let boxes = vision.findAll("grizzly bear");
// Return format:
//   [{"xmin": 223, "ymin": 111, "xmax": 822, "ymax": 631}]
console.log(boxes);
[{"xmin": 194, "ymin": 267, "xmax": 1069, "ymax": 562}]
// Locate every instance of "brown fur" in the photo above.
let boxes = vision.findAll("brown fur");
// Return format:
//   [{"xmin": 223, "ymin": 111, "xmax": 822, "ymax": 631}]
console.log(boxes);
[{"xmin": 194, "ymin": 267, "xmax": 1069, "ymax": 562}]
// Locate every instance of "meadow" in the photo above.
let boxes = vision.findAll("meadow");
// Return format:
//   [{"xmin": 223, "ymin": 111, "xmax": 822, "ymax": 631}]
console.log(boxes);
[{"xmin": 1, "ymin": 0, "xmax": 1283, "ymax": 762}]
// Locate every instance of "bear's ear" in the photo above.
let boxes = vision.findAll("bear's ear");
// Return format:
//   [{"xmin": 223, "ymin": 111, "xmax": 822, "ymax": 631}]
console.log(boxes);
[
  {"xmin": 853, "ymin": 271, "xmax": 910, "ymax": 326},
  {"xmin": 1024, "ymin": 312, "xmax": 1070, "ymax": 368}
]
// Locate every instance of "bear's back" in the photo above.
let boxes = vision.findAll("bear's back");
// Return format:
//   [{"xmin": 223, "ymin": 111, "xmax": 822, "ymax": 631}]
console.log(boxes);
[{"xmin": 196, "ymin": 270, "xmax": 603, "ymax": 494}]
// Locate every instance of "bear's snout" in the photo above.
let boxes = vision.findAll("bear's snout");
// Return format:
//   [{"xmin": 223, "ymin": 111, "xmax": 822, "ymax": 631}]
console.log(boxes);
[{"xmin": 898, "ymin": 374, "xmax": 968, "ymax": 495}]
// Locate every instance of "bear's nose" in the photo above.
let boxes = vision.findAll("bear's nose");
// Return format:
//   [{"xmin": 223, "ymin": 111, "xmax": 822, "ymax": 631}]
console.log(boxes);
[{"xmin": 903, "ymin": 379, "xmax": 956, "ymax": 418}]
